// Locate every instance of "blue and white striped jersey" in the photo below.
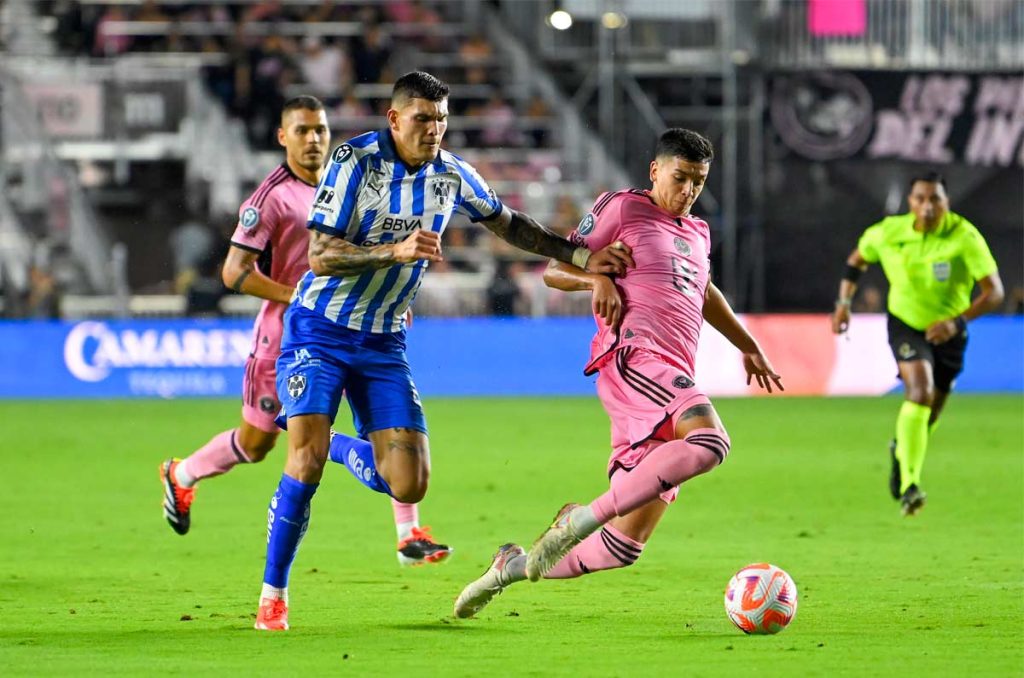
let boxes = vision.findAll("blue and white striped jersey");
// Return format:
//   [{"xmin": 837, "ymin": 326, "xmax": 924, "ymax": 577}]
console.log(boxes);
[{"xmin": 295, "ymin": 129, "xmax": 503, "ymax": 333}]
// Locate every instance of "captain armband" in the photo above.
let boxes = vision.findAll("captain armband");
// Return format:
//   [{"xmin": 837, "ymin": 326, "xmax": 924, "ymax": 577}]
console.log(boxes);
[
  {"xmin": 571, "ymin": 247, "xmax": 592, "ymax": 270},
  {"xmin": 842, "ymin": 264, "xmax": 864, "ymax": 283}
]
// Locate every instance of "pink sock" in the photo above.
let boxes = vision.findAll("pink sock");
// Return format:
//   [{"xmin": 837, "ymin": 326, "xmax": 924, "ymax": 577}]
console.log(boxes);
[
  {"xmin": 392, "ymin": 499, "xmax": 418, "ymax": 539},
  {"xmin": 545, "ymin": 524, "xmax": 644, "ymax": 579},
  {"xmin": 181, "ymin": 429, "xmax": 250, "ymax": 483},
  {"xmin": 590, "ymin": 428, "xmax": 729, "ymax": 523}
]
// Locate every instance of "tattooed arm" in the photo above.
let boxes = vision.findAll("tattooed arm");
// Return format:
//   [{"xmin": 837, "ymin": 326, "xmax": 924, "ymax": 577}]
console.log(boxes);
[
  {"xmin": 221, "ymin": 244, "xmax": 294, "ymax": 304},
  {"xmin": 308, "ymin": 229, "xmax": 442, "ymax": 277},
  {"xmin": 479, "ymin": 207, "xmax": 631, "ymax": 275}
]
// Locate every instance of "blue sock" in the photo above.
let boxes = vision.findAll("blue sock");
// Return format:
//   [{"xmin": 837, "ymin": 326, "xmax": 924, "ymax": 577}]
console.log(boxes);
[
  {"xmin": 329, "ymin": 431, "xmax": 393, "ymax": 496},
  {"xmin": 263, "ymin": 474, "xmax": 318, "ymax": 588}
]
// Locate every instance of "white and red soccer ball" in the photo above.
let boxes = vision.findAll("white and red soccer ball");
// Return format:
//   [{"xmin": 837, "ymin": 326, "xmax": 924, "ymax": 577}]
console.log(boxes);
[{"xmin": 724, "ymin": 563, "xmax": 798, "ymax": 634}]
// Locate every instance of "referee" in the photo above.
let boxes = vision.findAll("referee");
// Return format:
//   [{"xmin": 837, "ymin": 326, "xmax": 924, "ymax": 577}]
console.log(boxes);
[{"xmin": 831, "ymin": 171, "xmax": 1004, "ymax": 516}]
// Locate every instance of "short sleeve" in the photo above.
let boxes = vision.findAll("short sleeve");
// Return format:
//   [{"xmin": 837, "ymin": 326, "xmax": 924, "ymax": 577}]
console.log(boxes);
[
  {"xmin": 452, "ymin": 159, "xmax": 503, "ymax": 222},
  {"xmin": 568, "ymin": 192, "xmax": 624, "ymax": 252},
  {"xmin": 231, "ymin": 186, "xmax": 283, "ymax": 253},
  {"xmin": 857, "ymin": 221, "xmax": 885, "ymax": 264},
  {"xmin": 308, "ymin": 142, "xmax": 366, "ymax": 236},
  {"xmin": 961, "ymin": 222, "xmax": 999, "ymax": 280}
]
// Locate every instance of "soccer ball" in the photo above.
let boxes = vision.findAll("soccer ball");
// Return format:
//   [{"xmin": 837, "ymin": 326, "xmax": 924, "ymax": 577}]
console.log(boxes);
[{"xmin": 723, "ymin": 563, "xmax": 798, "ymax": 634}]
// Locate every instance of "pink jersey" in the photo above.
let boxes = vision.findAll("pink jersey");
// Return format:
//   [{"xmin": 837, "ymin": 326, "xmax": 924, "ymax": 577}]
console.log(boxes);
[
  {"xmin": 230, "ymin": 163, "xmax": 317, "ymax": 359},
  {"xmin": 569, "ymin": 189, "xmax": 712, "ymax": 378}
]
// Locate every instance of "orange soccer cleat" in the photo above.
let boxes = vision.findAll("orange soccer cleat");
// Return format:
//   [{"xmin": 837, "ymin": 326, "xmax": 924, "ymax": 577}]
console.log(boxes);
[
  {"xmin": 160, "ymin": 459, "xmax": 196, "ymax": 535},
  {"xmin": 254, "ymin": 597, "xmax": 289, "ymax": 631}
]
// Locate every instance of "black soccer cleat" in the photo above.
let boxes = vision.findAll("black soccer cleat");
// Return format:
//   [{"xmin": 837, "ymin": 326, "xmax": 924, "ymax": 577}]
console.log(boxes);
[
  {"xmin": 889, "ymin": 439, "xmax": 901, "ymax": 500},
  {"xmin": 900, "ymin": 484, "xmax": 927, "ymax": 517},
  {"xmin": 397, "ymin": 526, "xmax": 452, "ymax": 566}
]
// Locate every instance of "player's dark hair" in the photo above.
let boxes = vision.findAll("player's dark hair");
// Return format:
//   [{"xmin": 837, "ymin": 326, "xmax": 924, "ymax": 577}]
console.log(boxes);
[
  {"xmin": 392, "ymin": 71, "xmax": 450, "ymax": 104},
  {"xmin": 655, "ymin": 128, "xmax": 714, "ymax": 163},
  {"xmin": 908, "ymin": 171, "xmax": 946, "ymax": 192},
  {"xmin": 281, "ymin": 95, "xmax": 325, "ymax": 118}
]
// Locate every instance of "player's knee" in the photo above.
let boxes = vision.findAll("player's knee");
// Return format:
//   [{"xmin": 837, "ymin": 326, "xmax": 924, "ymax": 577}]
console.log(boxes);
[
  {"xmin": 683, "ymin": 427, "xmax": 731, "ymax": 467},
  {"xmin": 285, "ymin": 441, "xmax": 328, "ymax": 482},
  {"xmin": 389, "ymin": 471, "xmax": 429, "ymax": 504},
  {"xmin": 238, "ymin": 430, "xmax": 278, "ymax": 462},
  {"xmin": 906, "ymin": 386, "xmax": 934, "ymax": 407}
]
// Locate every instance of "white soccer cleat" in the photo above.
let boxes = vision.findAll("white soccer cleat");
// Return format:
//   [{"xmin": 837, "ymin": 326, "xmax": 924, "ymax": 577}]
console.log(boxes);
[
  {"xmin": 453, "ymin": 543, "xmax": 525, "ymax": 619},
  {"xmin": 525, "ymin": 503, "xmax": 583, "ymax": 582}
]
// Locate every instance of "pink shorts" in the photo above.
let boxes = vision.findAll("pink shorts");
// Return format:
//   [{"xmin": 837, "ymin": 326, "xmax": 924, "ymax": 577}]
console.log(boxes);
[
  {"xmin": 596, "ymin": 346, "xmax": 711, "ymax": 504},
  {"xmin": 242, "ymin": 355, "xmax": 281, "ymax": 433}
]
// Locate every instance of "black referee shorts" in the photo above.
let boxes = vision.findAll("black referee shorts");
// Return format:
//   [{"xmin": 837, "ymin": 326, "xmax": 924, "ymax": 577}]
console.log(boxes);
[{"xmin": 887, "ymin": 313, "xmax": 968, "ymax": 393}]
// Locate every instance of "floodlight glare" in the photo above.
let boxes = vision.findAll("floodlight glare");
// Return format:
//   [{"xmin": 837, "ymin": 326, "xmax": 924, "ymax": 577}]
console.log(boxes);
[{"xmin": 548, "ymin": 9, "xmax": 573, "ymax": 30}]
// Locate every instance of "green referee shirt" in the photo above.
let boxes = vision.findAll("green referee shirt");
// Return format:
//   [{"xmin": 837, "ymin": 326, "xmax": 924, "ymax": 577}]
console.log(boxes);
[{"xmin": 857, "ymin": 211, "xmax": 998, "ymax": 331}]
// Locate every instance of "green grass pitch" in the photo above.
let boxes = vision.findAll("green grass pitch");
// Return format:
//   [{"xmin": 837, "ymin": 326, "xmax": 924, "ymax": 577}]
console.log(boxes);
[{"xmin": 1, "ymin": 395, "xmax": 1021, "ymax": 676}]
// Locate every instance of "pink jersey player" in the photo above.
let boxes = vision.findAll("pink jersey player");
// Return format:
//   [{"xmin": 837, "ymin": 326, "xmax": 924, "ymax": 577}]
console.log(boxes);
[
  {"xmin": 160, "ymin": 97, "xmax": 330, "ymax": 536},
  {"xmin": 231, "ymin": 164, "xmax": 316, "ymax": 366},
  {"xmin": 570, "ymin": 188, "xmax": 715, "ymax": 496},
  {"xmin": 455, "ymin": 128, "xmax": 785, "ymax": 619}
]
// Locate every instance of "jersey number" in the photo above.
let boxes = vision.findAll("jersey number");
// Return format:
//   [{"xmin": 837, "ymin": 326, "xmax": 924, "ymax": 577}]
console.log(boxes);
[{"xmin": 670, "ymin": 257, "xmax": 698, "ymax": 296}]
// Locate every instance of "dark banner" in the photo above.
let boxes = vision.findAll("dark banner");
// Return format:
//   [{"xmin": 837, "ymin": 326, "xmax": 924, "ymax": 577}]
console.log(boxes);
[
  {"xmin": 770, "ymin": 72, "xmax": 1024, "ymax": 168},
  {"xmin": 23, "ymin": 80, "xmax": 186, "ymax": 139}
]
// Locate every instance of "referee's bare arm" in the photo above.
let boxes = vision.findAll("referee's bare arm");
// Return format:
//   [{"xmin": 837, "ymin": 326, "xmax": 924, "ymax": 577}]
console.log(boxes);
[
  {"xmin": 308, "ymin": 229, "xmax": 442, "ymax": 277},
  {"xmin": 831, "ymin": 248, "xmax": 870, "ymax": 334},
  {"xmin": 479, "ymin": 206, "xmax": 631, "ymax": 276}
]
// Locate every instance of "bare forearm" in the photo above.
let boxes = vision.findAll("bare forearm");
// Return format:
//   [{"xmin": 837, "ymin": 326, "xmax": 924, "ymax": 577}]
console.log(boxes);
[
  {"xmin": 228, "ymin": 267, "xmax": 294, "ymax": 304},
  {"xmin": 837, "ymin": 279, "xmax": 858, "ymax": 303},
  {"xmin": 308, "ymin": 232, "xmax": 397, "ymax": 277},
  {"xmin": 482, "ymin": 209, "xmax": 577, "ymax": 265},
  {"xmin": 963, "ymin": 278, "xmax": 1005, "ymax": 321},
  {"xmin": 543, "ymin": 260, "xmax": 601, "ymax": 291},
  {"xmin": 703, "ymin": 284, "xmax": 759, "ymax": 353}
]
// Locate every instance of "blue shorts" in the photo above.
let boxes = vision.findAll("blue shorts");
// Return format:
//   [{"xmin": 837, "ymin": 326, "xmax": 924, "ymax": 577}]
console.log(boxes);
[{"xmin": 275, "ymin": 304, "xmax": 426, "ymax": 438}]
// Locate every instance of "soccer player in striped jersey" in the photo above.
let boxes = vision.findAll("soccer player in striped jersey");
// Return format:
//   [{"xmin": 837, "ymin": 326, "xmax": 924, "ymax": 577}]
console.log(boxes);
[
  {"xmin": 454, "ymin": 128, "xmax": 784, "ymax": 619},
  {"xmin": 160, "ymin": 96, "xmax": 330, "ymax": 535},
  {"xmin": 255, "ymin": 71, "xmax": 631, "ymax": 630}
]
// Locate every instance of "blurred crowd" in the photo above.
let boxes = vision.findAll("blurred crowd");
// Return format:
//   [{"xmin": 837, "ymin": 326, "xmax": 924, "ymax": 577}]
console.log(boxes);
[{"xmin": 42, "ymin": 0, "xmax": 554, "ymax": 150}]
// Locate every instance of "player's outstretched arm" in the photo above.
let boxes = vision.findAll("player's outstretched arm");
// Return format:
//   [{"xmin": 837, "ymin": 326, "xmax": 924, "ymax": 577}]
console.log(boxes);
[
  {"xmin": 479, "ymin": 207, "xmax": 631, "ymax": 276},
  {"xmin": 543, "ymin": 259, "xmax": 624, "ymax": 329},
  {"xmin": 703, "ymin": 282, "xmax": 784, "ymax": 392},
  {"xmin": 832, "ymin": 248, "xmax": 869, "ymax": 334},
  {"xmin": 222, "ymin": 244, "xmax": 295, "ymax": 304},
  {"xmin": 308, "ymin": 229, "xmax": 442, "ymax": 277}
]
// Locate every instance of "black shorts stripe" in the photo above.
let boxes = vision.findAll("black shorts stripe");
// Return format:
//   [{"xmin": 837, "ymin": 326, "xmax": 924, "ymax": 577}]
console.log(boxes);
[
  {"xmin": 250, "ymin": 166, "xmax": 287, "ymax": 208},
  {"xmin": 600, "ymin": 530, "xmax": 637, "ymax": 566},
  {"xmin": 619, "ymin": 349, "xmax": 674, "ymax": 402},
  {"xmin": 607, "ymin": 459, "xmax": 637, "ymax": 479},
  {"xmin": 687, "ymin": 438, "xmax": 726, "ymax": 463},
  {"xmin": 229, "ymin": 430, "xmax": 247, "ymax": 463},
  {"xmin": 244, "ymin": 357, "xmax": 257, "ymax": 407},
  {"xmin": 616, "ymin": 351, "xmax": 671, "ymax": 406},
  {"xmin": 601, "ymin": 527, "xmax": 642, "ymax": 556}
]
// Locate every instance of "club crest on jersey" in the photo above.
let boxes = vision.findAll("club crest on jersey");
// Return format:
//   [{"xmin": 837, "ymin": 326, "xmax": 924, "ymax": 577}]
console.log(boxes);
[
  {"xmin": 241, "ymin": 207, "xmax": 260, "ymax": 230},
  {"xmin": 332, "ymin": 143, "xmax": 353, "ymax": 164},
  {"xmin": 287, "ymin": 375, "xmax": 307, "ymax": 399},
  {"xmin": 932, "ymin": 261, "xmax": 951, "ymax": 282},
  {"xmin": 898, "ymin": 343, "xmax": 917, "ymax": 359},
  {"xmin": 674, "ymin": 237, "xmax": 692, "ymax": 255},
  {"xmin": 578, "ymin": 213, "xmax": 595, "ymax": 236},
  {"xmin": 432, "ymin": 180, "xmax": 453, "ymax": 208}
]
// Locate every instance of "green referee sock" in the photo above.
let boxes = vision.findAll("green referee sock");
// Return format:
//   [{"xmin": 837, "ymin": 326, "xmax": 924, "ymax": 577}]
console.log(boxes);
[{"xmin": 895, "ymin": 401, "xmax": 931, "ymax": 494}]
